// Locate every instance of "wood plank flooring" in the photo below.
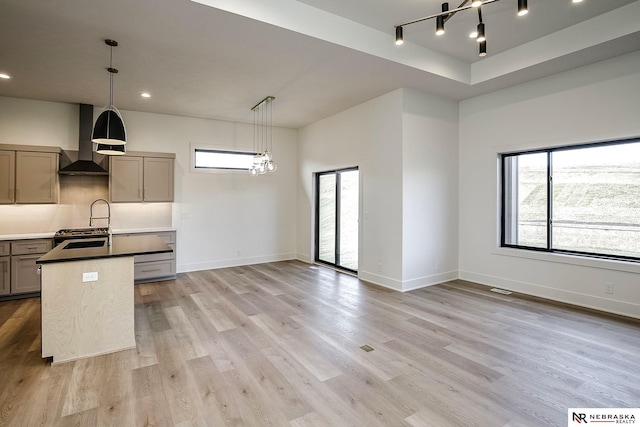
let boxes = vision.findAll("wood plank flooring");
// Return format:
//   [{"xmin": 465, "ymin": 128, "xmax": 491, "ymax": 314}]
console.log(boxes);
[{"xmin": 0, "ymin": 260, "xmax": 638, "ymax": 426}]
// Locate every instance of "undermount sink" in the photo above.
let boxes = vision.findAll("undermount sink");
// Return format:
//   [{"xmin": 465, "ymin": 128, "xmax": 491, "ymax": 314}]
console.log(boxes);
[{"xmin": 63, "ymin": 240, "xmax": 106, "ymax": 250}]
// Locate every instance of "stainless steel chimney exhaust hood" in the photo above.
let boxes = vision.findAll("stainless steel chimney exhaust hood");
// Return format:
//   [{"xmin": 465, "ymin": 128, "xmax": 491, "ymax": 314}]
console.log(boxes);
[{"xmin": 59, "ymin": 104, "xmax": 109, "ymax": 175}]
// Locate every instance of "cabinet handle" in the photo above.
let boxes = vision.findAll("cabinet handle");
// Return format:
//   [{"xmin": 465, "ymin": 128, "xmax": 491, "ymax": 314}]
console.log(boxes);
[
  {"xmin": 142, "ymin": 268, "xmax": 162, "ymax": 273},
  {"xmin": 26, "ymin": 246, "xmax": 38, "ymax": 250}
]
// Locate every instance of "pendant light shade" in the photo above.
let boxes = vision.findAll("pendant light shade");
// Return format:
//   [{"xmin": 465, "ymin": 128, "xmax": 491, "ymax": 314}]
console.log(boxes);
[
  {"xmin": 92, "ymin": 39, "xmax": 126, "ymax": 148},
  {"xmin": 96, "ymin": 143, "xmax": 126, "ymax": 155},
  {"xmin": 92, "ymin": 108, "xmax": 126, "ymax": 145}
]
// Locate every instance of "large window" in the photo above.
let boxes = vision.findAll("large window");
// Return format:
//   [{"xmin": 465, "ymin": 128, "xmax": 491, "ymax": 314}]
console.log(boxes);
[{"xmin": 501, "ymin": 139, "xmax": 640, "ymax": 261}]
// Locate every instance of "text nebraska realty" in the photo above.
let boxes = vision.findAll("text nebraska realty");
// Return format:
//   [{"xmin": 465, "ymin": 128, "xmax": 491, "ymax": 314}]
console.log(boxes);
[{"xmin": 574, "ymin": 412, "xmax": 636, "ymax": 423}]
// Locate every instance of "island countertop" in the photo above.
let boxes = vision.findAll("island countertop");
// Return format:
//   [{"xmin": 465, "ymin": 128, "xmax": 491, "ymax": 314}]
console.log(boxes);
[{"xmin": 37, "ymin": 235, "xmax": 172, "ymax": 264}]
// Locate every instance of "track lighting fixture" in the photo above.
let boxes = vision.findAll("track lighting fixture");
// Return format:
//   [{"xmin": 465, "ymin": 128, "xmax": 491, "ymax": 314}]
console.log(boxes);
[
  {"xmin": 395, "ymin": 26, "xmax": 404, "ymax": 45},
  {"xmin": 393, "ymin": 0, "xmax": 583, "ymax": 56},
  {"xmin": 518, "ymin": 0, "xmax": 528, "ymax": 16}
]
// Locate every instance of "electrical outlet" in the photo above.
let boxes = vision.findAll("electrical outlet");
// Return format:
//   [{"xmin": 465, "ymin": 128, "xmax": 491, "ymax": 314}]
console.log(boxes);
[
  {"xmin": 436, "ymin": 262, "xmax": 441, "ymax": 272},
  {"xmin": 604, "ymin": 282, "xmax": 613, "ymax": 294},
  {"xmin": 82, "ymin": 272, "xmax": 98, "ymax": 282},
  {"xmin": 377, "ymin": 262, "xmax": 382, "ymax": 273}
]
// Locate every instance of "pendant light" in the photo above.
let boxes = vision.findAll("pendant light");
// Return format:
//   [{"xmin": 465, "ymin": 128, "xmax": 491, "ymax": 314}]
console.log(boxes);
[
  {"xmin": 93, "ymin": 39, "xmax": 127, "ymax": 154},
  {"xmin": 249, "ymin": 96, "xmax": 277, "ymax": 176}
]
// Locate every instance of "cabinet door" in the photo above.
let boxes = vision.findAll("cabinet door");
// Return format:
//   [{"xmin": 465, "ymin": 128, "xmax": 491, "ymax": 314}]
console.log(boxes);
[
  {"xmin": 15, "ymin": 151, "xmax": 59, "ymax": 204},
  {"xmin": 110, "ymin": 156, "xmax": 143, "ymax": 202},
  {"xmin": 143, "ymin": 157, "xmax": 174, "ymax": 202},
  {"xmin": 0, "ymin": 151, "xmax": 16, "ymax": 204},
  {"xmin": 11, "ymin": 254, "xmax": 41, "ymax": 294},
  {"xmin": 0, "ymin": 257, "xmax": 9, "ymax": 296}
]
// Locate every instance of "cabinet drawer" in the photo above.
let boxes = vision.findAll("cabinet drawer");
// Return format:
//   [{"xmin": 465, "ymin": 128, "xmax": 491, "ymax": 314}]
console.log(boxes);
[
  {"xmin": 135, "ymin": 243, "xmax": 175, "ymax": 263},
  {"xmin": 134, "ymin": 260, "xmax": 175, "ymax": 281},
  {"xmin": 0, "ymin": 241, "xmax": 9, "ymax": 256},
  {"xmin": 11, "ymin": 239, "xmax": 52, "ymax": 255}
]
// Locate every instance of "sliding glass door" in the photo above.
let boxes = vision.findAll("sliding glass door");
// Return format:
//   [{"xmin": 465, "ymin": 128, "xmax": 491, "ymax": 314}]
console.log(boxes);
[{"xmin": 315, "ymin": 168, "xmax": 359, "ymax": 272}]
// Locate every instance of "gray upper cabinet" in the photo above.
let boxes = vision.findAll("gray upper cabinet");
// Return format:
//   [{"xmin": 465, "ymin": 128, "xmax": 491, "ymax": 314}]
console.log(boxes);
[
  {"xmin": 110, "ymin": 156, "xmax": 144, "ymax": 202},
  {"xmin": 15, "ymin": 151, "xmax": 59, "ymax": 204},
  {"xmin": 143, "ymin": 157, "xmax": 174, "ymax": 202},
  {"xmin": 110, "ymin": 153, "xmax": 174, "ymax": 203},
  {"xmin": 0, "ymin": 147, "xmax": 59, "ymax": 205},
  {"xmin": 0, "ymin": 151, "xmax": 16, "ymax": 204}
]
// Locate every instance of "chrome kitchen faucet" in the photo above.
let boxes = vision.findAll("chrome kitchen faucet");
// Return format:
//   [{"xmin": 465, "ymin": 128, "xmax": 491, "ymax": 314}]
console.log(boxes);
[{"xmin": 89, "ymin": 198, "xmax": 112, "ymax": 246}]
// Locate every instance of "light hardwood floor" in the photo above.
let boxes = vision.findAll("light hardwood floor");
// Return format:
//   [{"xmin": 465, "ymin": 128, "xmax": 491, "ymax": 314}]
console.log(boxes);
[{"xmin": 0, "ymin": 260, "xmax": 638, "ymax": 426}]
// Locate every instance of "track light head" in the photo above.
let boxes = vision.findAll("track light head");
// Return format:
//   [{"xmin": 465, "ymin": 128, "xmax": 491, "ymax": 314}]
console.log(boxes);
[
  {"xmin": 471, "ymin": 0, "xmax": 482, "ymax": 7},
  {"xmin": 518, "ymin": 0, "xmax": 528, "ymax": 16},
  {"xmin": 436, "ymin": 16, "xmax": 445, "ymax": 35},
  {"xmin": 395, "ymin": 26, "xmax": 404, "ymax": 45},
  {"xmin": 436, "ymin": 3, "xmax": 449, "ymax": 36},
  {"xmin": 479, "ymin": 40, "xmax": 487, "ymax": 57},
  {"xmin": 476, "ymin": 22, "xmax": 486, "ymax": 42}
]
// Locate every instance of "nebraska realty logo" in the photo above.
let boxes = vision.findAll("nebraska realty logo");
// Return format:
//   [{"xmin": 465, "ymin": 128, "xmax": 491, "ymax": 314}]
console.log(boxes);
[{"xmin": 569, "ymin": 408, "xmax": 639, "ymax": 425}]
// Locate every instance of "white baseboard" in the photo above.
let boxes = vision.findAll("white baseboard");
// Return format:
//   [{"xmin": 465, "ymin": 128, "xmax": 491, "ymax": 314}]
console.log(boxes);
[
  {"xmin": 459, "ymin": 270, "xmax": 640, "ymax": 320},
  {"xmin": 296, "ymin": 253, "xmax": 312, "ymax": 263},
  {"xmin": 400, "ymin": 271, "xmax": 459, "ymax": 292},
  {"xmin": 358, "ymin": 270, "xmax": 403, "ymax": 291},
  {"xmin": 178, "ymin": 253, "xmax": 296, "ymax": 273}
]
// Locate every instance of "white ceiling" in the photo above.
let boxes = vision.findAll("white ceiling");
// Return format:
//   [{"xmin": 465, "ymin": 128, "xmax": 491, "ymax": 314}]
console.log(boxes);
[{"xmin": 0, "ymin": 0, "xmax": 638, "ymax": 128}]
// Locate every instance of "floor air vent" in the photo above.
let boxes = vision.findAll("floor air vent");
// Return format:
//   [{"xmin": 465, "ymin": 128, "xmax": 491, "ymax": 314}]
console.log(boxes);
[
  {"xmin": 490, "ymin": 288, "xmax": 512, "ymax": 295},
  {"xmin": 360, "ymin": 345, "xmax": 374, "ymax": 352}
]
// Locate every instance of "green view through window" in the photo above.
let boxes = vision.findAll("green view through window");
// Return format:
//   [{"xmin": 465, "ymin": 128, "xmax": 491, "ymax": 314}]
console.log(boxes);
[{"xmin": 501, "ymin": 138, "xmax": 640, "ymax": 261}]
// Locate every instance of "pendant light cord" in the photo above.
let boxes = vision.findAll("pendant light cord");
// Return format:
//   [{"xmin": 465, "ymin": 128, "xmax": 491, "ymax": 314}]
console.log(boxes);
[{"xmin": 109, "ymin": 44, "xmax": 114, "ymax": 108}]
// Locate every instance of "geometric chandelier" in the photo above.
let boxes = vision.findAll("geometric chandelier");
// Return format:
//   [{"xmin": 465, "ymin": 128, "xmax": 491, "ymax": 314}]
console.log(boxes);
[{"xmin": 395, "ymin": 0, "xmax": 584, "ymax": 57}]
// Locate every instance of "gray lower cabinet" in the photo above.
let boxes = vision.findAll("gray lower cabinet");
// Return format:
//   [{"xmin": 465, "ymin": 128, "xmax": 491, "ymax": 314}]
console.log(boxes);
[
  {"xmin": 1, "ymin": 238, "xmax": 53, "ymax": 296},
  {"xmin": 11, "ymin": 254, "xmax": 42, "ymax": 293},
  {"xmin": 119, "ymin": 231, "xmax": 176, "ymax": 283},
  {"xmin": 0, "ymin": 256, "xmax": 9, "ymax": 296}
]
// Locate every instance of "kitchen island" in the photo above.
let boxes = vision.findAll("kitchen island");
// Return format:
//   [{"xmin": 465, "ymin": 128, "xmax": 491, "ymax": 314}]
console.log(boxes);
[{"xmin": 37, "ymin": 235, "xmax": 172, "ymax": 364}]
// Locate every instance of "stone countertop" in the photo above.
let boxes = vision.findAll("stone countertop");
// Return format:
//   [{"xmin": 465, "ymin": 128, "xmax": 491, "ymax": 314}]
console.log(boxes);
[
  {"xmin": 36, "ymin": 235, "xmax": 172, "ymax": 264},
  {"xmin": 0, "ymin": 228, "xmax": 175, "ymax": 241},
  {"xmin": 0, "ymin": 232, "xmax": 55, "ymax": 241}
]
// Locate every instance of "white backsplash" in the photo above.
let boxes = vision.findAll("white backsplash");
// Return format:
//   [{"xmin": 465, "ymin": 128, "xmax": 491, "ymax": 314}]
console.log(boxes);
[{"xmin": 0, "ymin": 176, "xmax": 172, "ymax": 235}]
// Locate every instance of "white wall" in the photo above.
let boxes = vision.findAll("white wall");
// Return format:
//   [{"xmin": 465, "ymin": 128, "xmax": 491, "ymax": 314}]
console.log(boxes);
[
  {"xmin": 297, "ymin": 88, "xmax": 459, "ymax": 291},
  {"xmin": 0, "ymin": 96, "xmax": 298, "ymax": 274},
  {"xmin": 297, "ymin": 89, "xmax": 404, "ymax": 288},
  {"xmin": 459, "ymin": 51, "xmax": 640, "ymax": 318},
  {"xmin": 402, "ymin": 89, "xmax": 459, "ymax": 290},
  {"xmin": 121, "ymin": 109, "xmax": 298, "ymax": 273}
]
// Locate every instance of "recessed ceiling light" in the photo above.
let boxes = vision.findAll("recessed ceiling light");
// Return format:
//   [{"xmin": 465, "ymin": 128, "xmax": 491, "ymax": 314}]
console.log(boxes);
[
  {"xmin": 469, "ymin": 31, "xmax": 478, "ymax": 38},
  {"xmin": 0, "ymin": 73, "xmax": 10, "ymax": 79},
  {"xmin": 572, "ymin": 0, "xmax": 583, "ymax": 3},
  {"xmin": 141, "ymin": 92, "xmax": 151, "ymax": 98}
]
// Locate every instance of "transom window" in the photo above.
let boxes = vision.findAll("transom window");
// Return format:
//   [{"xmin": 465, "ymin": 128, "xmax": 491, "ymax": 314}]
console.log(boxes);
[
  {"xmin": 501, "ymin": 138, "xmax": 640, "ymax": 262},
  {"xmin": 194, "ymin": 148, "xmax": 256, "ymax": 170}
]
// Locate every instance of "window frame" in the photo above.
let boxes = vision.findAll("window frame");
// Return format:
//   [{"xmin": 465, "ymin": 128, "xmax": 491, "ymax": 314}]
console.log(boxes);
[{"xmin": 500, "ymin": 137, "xmax": 640, "ymax": 263}]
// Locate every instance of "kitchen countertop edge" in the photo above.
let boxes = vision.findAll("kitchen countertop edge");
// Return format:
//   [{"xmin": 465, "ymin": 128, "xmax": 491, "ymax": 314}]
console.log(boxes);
[{"xmin": 37, "ymin": 235, "xmax": 172, "ymax": 265}]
